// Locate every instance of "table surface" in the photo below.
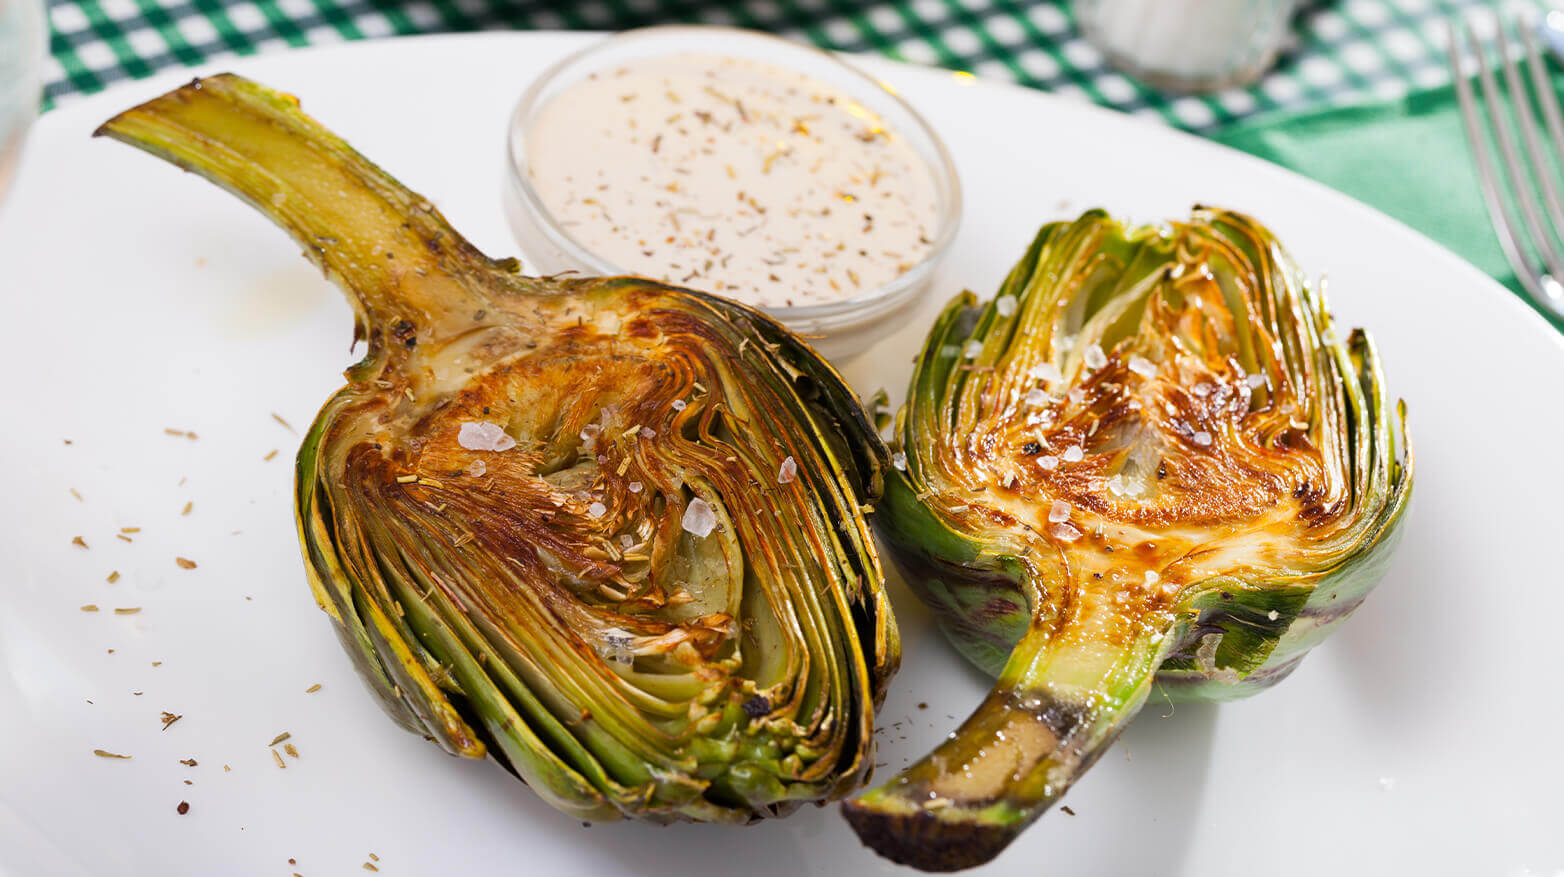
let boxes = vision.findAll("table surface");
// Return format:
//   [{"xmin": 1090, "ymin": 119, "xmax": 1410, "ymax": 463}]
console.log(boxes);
[{"xmin": 42, "ymin": 0, "xmax": 1500, "ymax": 130}]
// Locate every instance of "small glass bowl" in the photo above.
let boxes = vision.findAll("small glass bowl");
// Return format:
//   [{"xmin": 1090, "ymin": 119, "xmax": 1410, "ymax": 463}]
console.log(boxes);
[
  {"xmin": 0, "ymin": 0, "xmax": 46, "ymax": 207},
  {"xmin": 1072, "ymin": 0, "xmax": 1296, "ymax": 93},
  {"xmin": 504, "ymin": 26, "xmax": 962, "ymax": 361}
]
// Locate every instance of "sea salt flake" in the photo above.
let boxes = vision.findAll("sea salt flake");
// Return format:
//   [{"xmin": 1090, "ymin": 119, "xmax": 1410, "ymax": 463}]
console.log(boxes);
[
  {"xmin": 598, "ymin": 628, "xmax": 634, "ymax": 666},
  {"xmin": 1037, "ymin": 455, "xmax": 1059, "ymax": 471},
  {"xmin": 587, "ymin": 502, "xmax": 607, "ymax": 518},
  {"xmin": 1110, "ymin": 473, "xmax": 1145, "ymax": 498},
  {"xmin": 639, "ymin": 427, "xmax": 657, "ymax": 439},
  {"xmin": 628, "ymin": 481, "xmax": 643, "ymax": 493},
  {"xmin": 1193, "ymin": 382, "xmax": 1215, "ymax": 398},
  {"xmin": 1061, "ymin": 445, "xmax": 1084, "ymax": 463},
  {"xmin": 1192, "ymin": 431, "xmax": 1213, "ymax": 447},
  {"xmin": 994, "ymin": 295, "xmax": 1018, "ymax": 317},
  {"xmin": 458, "ymin": 421, "xmax": 516, "ymax": 452},
  {"xmin": 1047, "ymin": 500, "xmax": 1071, "ymax": 523},
  {"xmin": 620, "ymin": 534, "xmax": 635, "ymax": 549},
  {"xmin": 1030, "ymin": 362, "xmax": 1063, "ymax": 384},
  {"xmin": 1267, "ymin": 610, "xmax": 1280, "ymax": 621},
  {"xmin": 1049, "ymin": 521, "xmax": 1082, "ymax": 543},
  {"xmin": 671, "ymin": 399, "xmax": 687, "ymax": 411},
  {"xmin": 777, "ymin": 456, "xmax": 798, "ymax": 484},
  {"xmin": 1023, "ymin": 388, "xmax": 1050, "ymax": 407},
  {"xmin": 1246, "ymin": 373, "xmax": 1267, "ymax": 389},
  {"xmin": 1083, "ymin": 344, "xmax": 1107, "ymax": 370},
  {"xmin": 891, "ymin": 451, "xmax": 908, "ymax": 471},
  {"xmin": 1195, "ymin": 633, "xmax": 1242, "ymax": 683},
  {"xmin": 963, "ymin": 339, "xmax": 984, "ymax": 359},
  {"xmin": 1144, "ymin": 570, "xmax": 1160, "ymax": 585},
  {"xmin": 682, "ymin": 498, "xmax": 718, "ymax": 538},
  {"xmin": 1068, "ymin": 388, "xmax": 1085, "ymax": 405},
  {"xmin": 1128, "ymin": 355, "xmax": 1157, "ymax": 378},
  {"xmin": 467, "ymin": 460, "xmax": 487, "ymax": 477}
]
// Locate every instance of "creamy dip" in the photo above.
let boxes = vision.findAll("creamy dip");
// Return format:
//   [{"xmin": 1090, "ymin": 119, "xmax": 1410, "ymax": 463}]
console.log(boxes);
[{"xmin": 526, "ymin": 53, "xmax": 940, "ymax": 308}]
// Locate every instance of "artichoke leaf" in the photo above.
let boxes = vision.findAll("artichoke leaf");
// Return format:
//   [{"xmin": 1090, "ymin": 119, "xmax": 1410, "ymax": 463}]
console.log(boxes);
[
  {"xmin": 98, "ymin": 74, "xmax": 899, "ymax": 825},
  {"xmin": 844, "ymin": 208, "xmax": 1412, "ymax": 869}
]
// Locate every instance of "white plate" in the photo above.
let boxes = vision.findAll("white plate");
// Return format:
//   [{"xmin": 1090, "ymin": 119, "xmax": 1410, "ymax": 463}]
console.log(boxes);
[{"xmin": 2, "ymin": 33, "xmax": 1560, "ymax": 877}]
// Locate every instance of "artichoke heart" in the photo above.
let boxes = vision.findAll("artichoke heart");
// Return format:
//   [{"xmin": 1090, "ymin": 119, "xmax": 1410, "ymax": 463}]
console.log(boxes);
[
  {"xmin": 98, "ymin": 75, "xmax": 898, "ymax": 824},
  {"xmin": 844, "ymin": 208, "xmax": 1412, "ymax": 870}
]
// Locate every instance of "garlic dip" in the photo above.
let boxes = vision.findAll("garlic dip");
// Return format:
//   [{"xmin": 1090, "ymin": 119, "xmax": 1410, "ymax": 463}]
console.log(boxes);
[{"xmin": 526, "ymin": 52, "xmax": 940, "ymax": 308}]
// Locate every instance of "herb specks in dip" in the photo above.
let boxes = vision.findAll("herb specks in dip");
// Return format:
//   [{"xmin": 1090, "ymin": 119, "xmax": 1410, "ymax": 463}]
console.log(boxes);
[{"xmin": 527, "ymin": 53, "xmax": 939, "ymax": 307}]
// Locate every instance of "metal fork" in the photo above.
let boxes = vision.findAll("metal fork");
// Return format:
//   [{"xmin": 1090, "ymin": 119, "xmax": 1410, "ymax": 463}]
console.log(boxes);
[{"xmin": 1448, "ymin": 9, "xmax": 1564, "ymax": 318}]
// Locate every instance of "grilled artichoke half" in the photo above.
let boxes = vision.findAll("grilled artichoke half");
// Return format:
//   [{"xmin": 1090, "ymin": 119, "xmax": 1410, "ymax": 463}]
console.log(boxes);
[
  {"xmin": 843, "ymin": 208, "xmax": 1412, "ymax": 870},
  {"xmin": 98, "ymin": 75, "xmax": 898, "ymax": 824}
]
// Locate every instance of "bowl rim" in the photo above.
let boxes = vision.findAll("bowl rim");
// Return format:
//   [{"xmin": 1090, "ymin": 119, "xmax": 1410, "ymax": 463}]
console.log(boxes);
[{"xmin": 504, "ymin": 24, "xmax": 963, "ymax": 323}]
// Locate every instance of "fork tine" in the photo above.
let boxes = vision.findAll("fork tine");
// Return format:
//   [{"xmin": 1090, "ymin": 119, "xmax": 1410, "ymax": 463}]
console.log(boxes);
[
  {"xmin": 1449, "ymin": 19, "xmax": 1552, "ymax": 304},
  {"xmin": 1495, "ymin": 15, "xmax": 1564, "ymax": 277},
  {"xmin": 1470, "ymin": 18, "xmax": 1564, "ymax": 287},
  {"xmin": 1526, "ymin": 12, "xmax": 1564, "ymax": 156},
  {"xmin": 1517, "ymin": 15, "xmax": 1564, "ymax": 240}
]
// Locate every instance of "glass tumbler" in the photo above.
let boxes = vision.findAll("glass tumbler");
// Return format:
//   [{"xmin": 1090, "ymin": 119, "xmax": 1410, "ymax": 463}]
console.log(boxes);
[
  {"xmin": 1072, "ymin": 0, "xmax": 1297, "ymax": 93},
  {"xmin": 0, "ymin": 0, "xmax": 46, "ymax": 206}
]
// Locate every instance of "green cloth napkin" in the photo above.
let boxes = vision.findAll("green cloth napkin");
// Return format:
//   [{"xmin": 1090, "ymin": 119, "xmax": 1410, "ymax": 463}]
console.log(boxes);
[{"xmin": 1210, "ymin": 77, "xmax": 1564, "ymax": 333}]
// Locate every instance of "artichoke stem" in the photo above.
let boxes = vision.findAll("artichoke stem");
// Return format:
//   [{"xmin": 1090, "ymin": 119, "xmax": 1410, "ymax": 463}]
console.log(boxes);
[
  {"xmin": 843, "ymin": 615, "xmax": 1166, "ymax": 871},
  {"xmin": 94, "ymin": 74, "xmax": 492, "ymax": 360}
]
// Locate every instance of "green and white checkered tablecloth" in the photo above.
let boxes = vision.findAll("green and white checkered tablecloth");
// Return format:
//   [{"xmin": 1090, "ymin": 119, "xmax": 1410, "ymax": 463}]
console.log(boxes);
[{"xmin": 43, "ymin": 0, "xmax": 1486, "ymax": 130}]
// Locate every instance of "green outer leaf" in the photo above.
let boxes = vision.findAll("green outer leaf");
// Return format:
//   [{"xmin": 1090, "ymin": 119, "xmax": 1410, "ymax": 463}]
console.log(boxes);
[{"xmin": 878, "ymin": 469, "xmax": 1025, "ymax": 677}]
